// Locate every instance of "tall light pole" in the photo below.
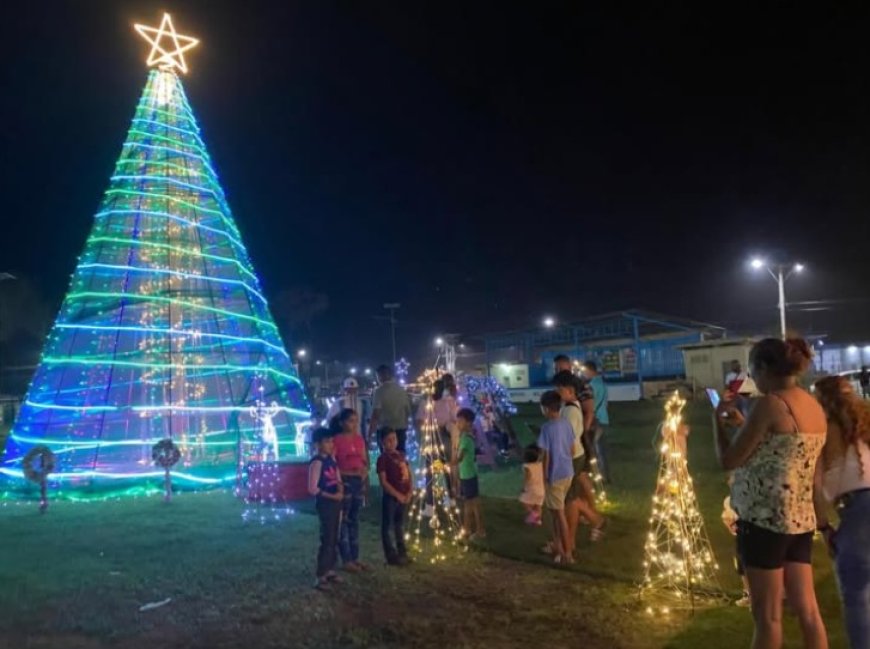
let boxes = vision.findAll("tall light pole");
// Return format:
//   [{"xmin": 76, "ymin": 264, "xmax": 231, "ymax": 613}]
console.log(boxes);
[
  {"xmin": 750, "ymin": 258, "xmax": 804, "ymax": 339},
  {"xmin": 0, "ymin": 273, "xmax": 17, "ymax": 397},
  {"xmin": 383, "ymin": 303, "xmax": 400, "ymax": 365},
  {"xmin": 315, "ymin": 360, "xmax": 330, "ymax": 390}
]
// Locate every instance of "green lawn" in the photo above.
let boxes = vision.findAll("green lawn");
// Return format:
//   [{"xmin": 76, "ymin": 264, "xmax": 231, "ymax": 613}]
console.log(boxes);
[{"xmin": 0, "ymin": 402, "xmax": 848, "ymax": 648}]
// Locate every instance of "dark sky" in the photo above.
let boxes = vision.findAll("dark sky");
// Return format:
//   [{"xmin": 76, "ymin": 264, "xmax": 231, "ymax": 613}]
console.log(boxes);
[{"xmin": 3, "ymin": 2, "xmax": 870, "ymax": 370}]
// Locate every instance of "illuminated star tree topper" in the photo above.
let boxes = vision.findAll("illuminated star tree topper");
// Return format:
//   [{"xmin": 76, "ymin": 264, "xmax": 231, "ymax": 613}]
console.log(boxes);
[{"xmin": 134, "ymin": 13, "xmax": 199, "ymax": 74}]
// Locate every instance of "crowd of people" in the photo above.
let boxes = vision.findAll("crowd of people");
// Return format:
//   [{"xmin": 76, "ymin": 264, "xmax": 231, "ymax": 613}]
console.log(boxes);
[
  {"xmin": 305, "ymin": 358, "xmax": 609, "ymax": 587},
  {"xmin": 714, "ymin": 337, "xmax": 870, "ymax": 649},
  {"xmin": 305, "ymin": 341, "xmax": 870, "ymax": 649}
]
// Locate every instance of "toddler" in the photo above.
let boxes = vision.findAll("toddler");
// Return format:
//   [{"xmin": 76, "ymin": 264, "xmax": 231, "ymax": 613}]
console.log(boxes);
[
  {"xmin": 519, "ymin": 444, "xmax": 544, "ymax": 525},
  {"xmin": 721, "ymin": 479, "xmax": 750, "ymax": 607}
]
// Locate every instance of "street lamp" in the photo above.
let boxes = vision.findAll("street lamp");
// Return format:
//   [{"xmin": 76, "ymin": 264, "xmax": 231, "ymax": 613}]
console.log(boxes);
[
  {"xmin": 350, "ymin": 367, "xmax": 358, "ymax": 375},
  {"xmin": 297, "ymin": 348, "xmax": 307, "ymax": 358},
  {"xmin": 434, "ymin": 336, "xmax": 444, "ymax": 347},
  {"xmin": 364, "ymin": 367, "xmax": 372, "ymax": 376},
  {"xmin": 750, "ymin": 258, "xmax": 805, "ymax": 339},
  {"xmin": 543, "ymin": 316, "xmax": 556, "ymax": 328}
]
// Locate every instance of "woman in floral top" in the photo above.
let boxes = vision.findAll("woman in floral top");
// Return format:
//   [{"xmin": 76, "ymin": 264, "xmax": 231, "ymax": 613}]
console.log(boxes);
[{"xmin": 714, "ymin": 337, "xmax": 828, "ymax": 649}]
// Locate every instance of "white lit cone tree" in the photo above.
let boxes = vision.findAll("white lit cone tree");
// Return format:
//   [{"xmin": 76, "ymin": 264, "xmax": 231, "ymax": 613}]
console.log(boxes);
[
  {"xmin": 640, "ymin": 392, "xmax": 723, "ymax": 613},
  {"xmin": 242, "ymin": 383, "xmax": 291, "ymax": 523},
  {"xmin": 405, "ymin": 378, "xmax": 465, "ymax": 562}
]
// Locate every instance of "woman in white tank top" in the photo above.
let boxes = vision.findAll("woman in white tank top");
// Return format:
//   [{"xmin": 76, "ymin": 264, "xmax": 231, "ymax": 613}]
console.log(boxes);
[{"xmin": 814, "ymin": 376, "xmax": 870, "ymax": 649}]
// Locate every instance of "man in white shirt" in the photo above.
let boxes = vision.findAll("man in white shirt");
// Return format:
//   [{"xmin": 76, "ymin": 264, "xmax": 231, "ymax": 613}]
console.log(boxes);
[
  {"xmin": 725, "ymin": 360, "xmax": 747, "ymax": 394},
  {"xmin": 326, "ymin": 377, "xmax": 370, "ymax": 437}
]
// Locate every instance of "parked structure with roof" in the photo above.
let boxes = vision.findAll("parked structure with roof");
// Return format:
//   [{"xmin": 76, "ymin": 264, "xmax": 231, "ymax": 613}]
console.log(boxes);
[{"xmin": 482, "ymin": 310, "xmax": 727, "ymax": 396}]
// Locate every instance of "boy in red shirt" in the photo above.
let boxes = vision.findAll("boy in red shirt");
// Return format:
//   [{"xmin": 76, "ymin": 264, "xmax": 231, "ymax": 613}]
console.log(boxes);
[{"xmin": 376, "ymin": 428, "xmax": 413, "ymax": 565}]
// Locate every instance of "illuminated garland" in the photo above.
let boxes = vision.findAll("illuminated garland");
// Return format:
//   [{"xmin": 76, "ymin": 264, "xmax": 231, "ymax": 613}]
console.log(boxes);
[
  {"xmin": 405, "ymin": 374, "xmax": 465, "ymax": 562},
  {"xmin": 640, "ymin": 392, "xmax": 722, "ymax": 613},
  {"xmin": 1, "ymin": 69, "xmax": 310, "ymax": 499},
  {"xmin": 460, "ymin": 375, "xmax": 517, "ymax": 418}
]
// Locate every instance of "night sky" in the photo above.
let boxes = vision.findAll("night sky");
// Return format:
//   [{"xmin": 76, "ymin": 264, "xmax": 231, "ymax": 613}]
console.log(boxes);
[{"xmin": 3, "ymin": 2, "xmax": 870, "ymax": 370}]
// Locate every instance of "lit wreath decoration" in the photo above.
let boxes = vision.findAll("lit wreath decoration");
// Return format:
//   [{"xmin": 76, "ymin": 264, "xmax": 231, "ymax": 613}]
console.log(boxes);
[
  {"xmin": 23, "ymin": 446, "xmax": 56, "ymax": 484},
  {"xmin": 152, "ymin": 439, "xmax": 181, "ymax": 502},
  {"xmin": 152, "ymin": 439, "xmax": 181, "ymax": 469}
]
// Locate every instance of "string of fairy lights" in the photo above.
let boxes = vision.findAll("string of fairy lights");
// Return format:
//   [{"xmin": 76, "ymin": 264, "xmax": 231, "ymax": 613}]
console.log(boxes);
[
  {"xmin": 1, "ymin": 62, "xmax": 309, "ymax": 498},
  {"xmin": 405, "ymin": 371, "xmax": 466, "ymax": 561},
  {"xmin": 640, "ymin": 392, "xmax": 722, "ymax": 614}
]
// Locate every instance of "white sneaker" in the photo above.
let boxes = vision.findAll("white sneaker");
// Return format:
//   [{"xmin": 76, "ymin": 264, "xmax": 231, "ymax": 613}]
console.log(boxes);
[
  {"xmin": 735, "ymin": 593, "xmax": 751, "ymax": 608},
  {"xmin": 422, "ymin": 504, "xmax": 435, "ymax": 518}
]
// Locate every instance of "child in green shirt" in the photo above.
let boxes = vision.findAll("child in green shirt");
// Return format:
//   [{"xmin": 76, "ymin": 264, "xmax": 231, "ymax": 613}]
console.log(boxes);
[{"xmin": 455, "ymin": 408, "xmax": 486, "ymax": 539}]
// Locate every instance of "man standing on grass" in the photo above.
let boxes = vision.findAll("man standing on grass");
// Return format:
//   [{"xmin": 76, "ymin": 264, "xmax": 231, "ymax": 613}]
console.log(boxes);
[
  {"xmin": 553, "ymin": 354, "xmax": 573, "ymax": 377},
  {"xmin": 369, "ymin": 365, "xmax": 412, "ymax": 451},
  {"xmin": 583, "ymin": 360, "xmax": 611, "ymax": 484},
  {"xmin": 327, "ymin": 377, "xmax": 370, "ymax": 439},
  {"xmin": 537, "ymin": 390, "xmax": 576, "ymax": 564}
]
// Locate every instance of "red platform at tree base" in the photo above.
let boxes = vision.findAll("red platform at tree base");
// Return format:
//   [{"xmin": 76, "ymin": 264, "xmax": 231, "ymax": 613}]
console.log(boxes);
[{"xmin": 245, "ymin": 461, "xmax": 310, "ymax": 502}]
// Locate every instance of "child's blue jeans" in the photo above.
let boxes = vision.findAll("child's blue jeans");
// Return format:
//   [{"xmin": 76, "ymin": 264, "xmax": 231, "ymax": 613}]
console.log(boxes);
[
  {"xmin": 339, "ymin": 475, "xmax": 364, "ymax": 564},
  {"xmin": 316, "ymin": 496, "xmax": 341, "ymax": 577},
  {"xmin": 381, "ymin": 493, "xmax": 407, "ymax": 562}
]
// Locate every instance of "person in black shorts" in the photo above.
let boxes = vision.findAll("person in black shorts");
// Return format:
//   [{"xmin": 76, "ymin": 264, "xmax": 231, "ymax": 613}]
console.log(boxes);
[
  {"xmin": 455, "ymin": 408, "xmax": 485, "ymax": 539},
  {"xmin": 714, "ymin": 337, "xmax": 828, "ymax": 647}
]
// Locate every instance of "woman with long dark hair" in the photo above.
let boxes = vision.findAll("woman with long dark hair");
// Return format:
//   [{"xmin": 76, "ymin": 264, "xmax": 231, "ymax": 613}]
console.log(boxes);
[
  {"xmin": 714, "ymin": 338, "xmax": 828, "ymax": 649},
  {"xmin": 330, "ymin": 408, "xmax": 370, "ymax": 572},
  {"xmin": 814, "ymin": 375, "xmax": 870, "ymax": 649}
]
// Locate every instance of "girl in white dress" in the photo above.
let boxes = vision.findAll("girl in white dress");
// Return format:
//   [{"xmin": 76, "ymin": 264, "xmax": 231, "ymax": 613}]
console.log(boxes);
[{"xmin": 519, "ymin": 444, "xmax": 545, "ymax": 525}]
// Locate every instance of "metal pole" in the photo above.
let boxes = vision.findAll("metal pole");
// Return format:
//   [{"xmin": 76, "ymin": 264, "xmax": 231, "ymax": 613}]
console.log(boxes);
[
  {"xmin": 384, "ymin": 303, "xmax": 400, "ymax": 366},
  {"xmin": 390, "ymin": 312, "xmax": 397, "ymax": 365},
  {"xmin": 777, "ymin": 267, "xmax": 787, "ymax": 339}
]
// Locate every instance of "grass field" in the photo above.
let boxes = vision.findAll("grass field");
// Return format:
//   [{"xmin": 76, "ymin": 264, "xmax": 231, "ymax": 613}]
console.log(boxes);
[{"xmin": 0, "ymin": 401, "xmax": 849, "ymax": 648}]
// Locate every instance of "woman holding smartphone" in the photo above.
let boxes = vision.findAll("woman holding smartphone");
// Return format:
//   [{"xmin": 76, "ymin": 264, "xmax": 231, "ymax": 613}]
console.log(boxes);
[{"xmin": 713, "ymin": 337, "xmax": 828, "ymax": 649}]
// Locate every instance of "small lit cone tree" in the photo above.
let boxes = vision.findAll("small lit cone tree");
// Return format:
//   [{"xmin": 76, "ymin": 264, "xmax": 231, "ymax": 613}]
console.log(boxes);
[
  {"xmin": 640, "ymin": 392, "xmax": 723, "ymax": 614},
  {"xmin": 242, "ymin": 383, "xmax": 291, "ymax": 523},
  {"xmin": 405, "ymin": 374, "xmax": 465, "ymax": 562}
]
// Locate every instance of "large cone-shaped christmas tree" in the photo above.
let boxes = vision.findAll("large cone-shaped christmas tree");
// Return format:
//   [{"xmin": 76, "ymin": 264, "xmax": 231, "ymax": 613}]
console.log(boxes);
[{"xmin": 1, "ymin": 16, "xmax": 310, "ymax": 497}]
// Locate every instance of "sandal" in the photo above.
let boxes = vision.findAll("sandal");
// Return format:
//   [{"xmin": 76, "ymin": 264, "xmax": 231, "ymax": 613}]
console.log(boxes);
[
  {"xmin": 540, "ymin": 543, "xmax": 555, "ymax": 555},
  {"xmin": 313, "ymin": 578, "xmax": 331, "ymax": 592},
  {"xmin": 591, "ymin": 519, "xmax": 607, "ymax": 542},
  {"xmin": 325, "ymin": 572, "xmax": 344, "ymax": 584}
]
